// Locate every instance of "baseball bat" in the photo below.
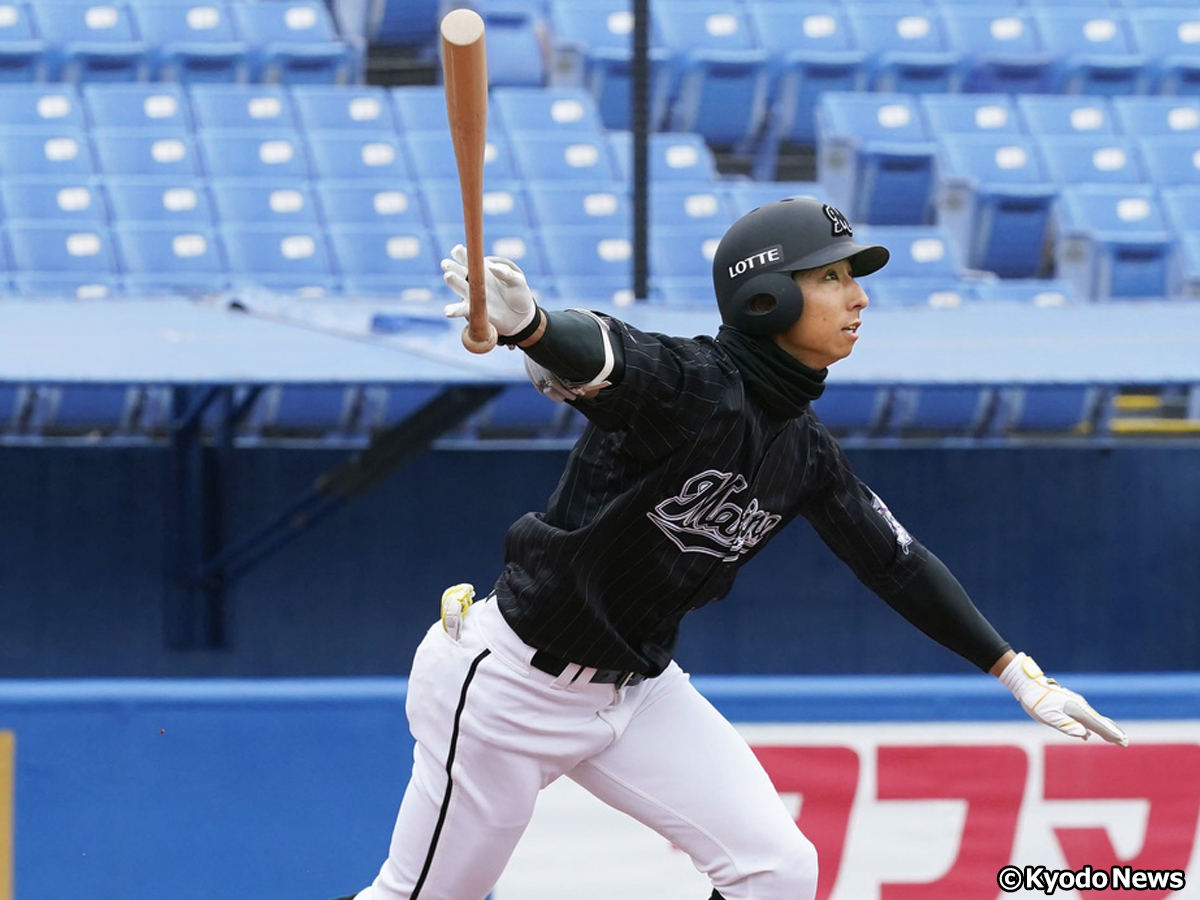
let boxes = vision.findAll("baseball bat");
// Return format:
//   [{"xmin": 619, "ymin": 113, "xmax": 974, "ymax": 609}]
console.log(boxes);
[{"xmin": 440, "ymin": 8, "xmax": 498, "ymax": 354}]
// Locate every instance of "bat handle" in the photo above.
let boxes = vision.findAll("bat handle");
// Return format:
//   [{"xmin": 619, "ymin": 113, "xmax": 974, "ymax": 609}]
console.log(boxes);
[{"xmin": 462, "ymin": 268, "xmax": 497, "ymax": 354}]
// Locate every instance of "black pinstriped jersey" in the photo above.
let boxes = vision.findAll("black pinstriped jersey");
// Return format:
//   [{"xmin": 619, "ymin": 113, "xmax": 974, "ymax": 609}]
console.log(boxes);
[{"xmin": 494, "ymin": 317, "xmax": 929, "ymax": 677}]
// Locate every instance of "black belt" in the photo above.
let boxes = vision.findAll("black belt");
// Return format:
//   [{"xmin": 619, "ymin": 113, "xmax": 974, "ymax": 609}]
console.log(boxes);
[{"xmin": 531, "ymin": 650, "xmax": 646, "ymax": 688}]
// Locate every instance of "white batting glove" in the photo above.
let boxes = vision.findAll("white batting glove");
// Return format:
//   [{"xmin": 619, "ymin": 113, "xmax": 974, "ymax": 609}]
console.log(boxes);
[
  {"xmin": 441, "ymin": 244, "xmax": 538, "ymax": 340},
  {"xmin": 999, "ymin": 653, "xmax": 1128, "ymax": 746}
]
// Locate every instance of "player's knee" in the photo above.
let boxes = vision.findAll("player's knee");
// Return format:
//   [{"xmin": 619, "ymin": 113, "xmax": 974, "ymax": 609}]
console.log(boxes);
[{"xmin": 720, "ymin": 830, "xmax": 818, "ymax": 900}]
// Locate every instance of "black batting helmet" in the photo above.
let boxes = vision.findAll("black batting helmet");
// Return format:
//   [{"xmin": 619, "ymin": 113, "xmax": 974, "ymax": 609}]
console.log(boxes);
[{"xmin": 712, "ymin": 197, "xmax": 889, "ymax": 336}]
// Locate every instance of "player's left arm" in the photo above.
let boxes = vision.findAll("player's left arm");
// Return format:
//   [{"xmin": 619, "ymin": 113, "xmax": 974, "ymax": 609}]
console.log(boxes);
[{"xmin": 799, "ymin": 419, "xmax": 1128, "ymax": 747}]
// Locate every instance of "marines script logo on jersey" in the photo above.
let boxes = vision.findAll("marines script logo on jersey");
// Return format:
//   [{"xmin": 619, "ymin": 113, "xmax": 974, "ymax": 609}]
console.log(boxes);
[{"xmin": 647, "ymin": 470, "xmax": 783, "ymax": 561}]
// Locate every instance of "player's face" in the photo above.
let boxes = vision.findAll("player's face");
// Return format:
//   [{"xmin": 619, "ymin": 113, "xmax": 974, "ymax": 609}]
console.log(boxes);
[{"xmin": 773, "ymin": 259, "xmax": 869, "ymax": 369}]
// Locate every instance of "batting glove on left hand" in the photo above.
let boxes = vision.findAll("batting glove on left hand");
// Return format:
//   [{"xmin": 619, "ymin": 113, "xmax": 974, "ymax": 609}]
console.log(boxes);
[
  {"xmin": 999, "ymin": 652, "xmax": 1128, "ymax": 746},
  {"xmin": 441, "ymin": 244, "xmax": 538, "ymax": 340}
]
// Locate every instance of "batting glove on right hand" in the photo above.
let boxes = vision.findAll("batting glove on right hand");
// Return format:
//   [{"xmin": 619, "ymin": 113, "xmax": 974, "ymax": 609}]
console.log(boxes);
[
  {"xmin": 999, "ymin": 652, "xmax": 1128, "ymax": 746},
  {"xmin": 441, "ymin": 244, "xmax": 538, "ymax": 341}
]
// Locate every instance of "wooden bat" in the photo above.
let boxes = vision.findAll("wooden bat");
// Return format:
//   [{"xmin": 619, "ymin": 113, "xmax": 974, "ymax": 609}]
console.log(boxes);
[{"xmin": 440, "ymin": 8, "xmax": 497, "ymax": 354}]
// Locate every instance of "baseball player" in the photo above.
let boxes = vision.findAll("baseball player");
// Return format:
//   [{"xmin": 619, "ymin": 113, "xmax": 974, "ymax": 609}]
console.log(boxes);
[{"xmin": 331, "ymin": 197, "xmax": 1127, "ymax": 900}]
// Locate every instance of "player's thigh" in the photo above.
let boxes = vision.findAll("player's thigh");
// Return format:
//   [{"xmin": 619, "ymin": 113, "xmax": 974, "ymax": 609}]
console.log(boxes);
[{"xmin": 567, "ymin": 667, "xmax": 815, "ymax": 896}]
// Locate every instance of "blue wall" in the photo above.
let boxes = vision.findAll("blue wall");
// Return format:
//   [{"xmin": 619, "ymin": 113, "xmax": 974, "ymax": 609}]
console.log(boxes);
[{"xmin": 0, "ymin": 444, "xmax": 1197, "ymax": 677}]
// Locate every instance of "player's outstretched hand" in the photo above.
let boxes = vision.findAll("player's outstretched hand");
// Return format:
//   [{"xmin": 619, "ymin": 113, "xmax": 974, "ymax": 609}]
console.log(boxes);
[
  {"xmin": 999, "ymin": 652, "xmax": 1128, "ymax": 746},
  {"xmin": 442, "ymin": 244, "xmax": 538, "ymax": 340}
]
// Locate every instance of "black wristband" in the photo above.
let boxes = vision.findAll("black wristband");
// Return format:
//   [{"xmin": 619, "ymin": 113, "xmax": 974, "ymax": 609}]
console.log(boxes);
[{"xmin": 497, "ymin": 305, "xmax": 542, "ymax": 346}]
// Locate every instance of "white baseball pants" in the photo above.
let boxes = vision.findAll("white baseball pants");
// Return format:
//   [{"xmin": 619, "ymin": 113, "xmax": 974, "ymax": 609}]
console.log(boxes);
[{"xmin": 354, "ymin": 596, "xmax": 816, "ymax": 900}]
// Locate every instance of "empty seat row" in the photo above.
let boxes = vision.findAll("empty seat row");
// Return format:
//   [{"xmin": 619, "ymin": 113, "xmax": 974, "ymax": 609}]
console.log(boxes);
[{"xmin": 0, "ymin": 0, "xmax": 359, "ymax": 83}]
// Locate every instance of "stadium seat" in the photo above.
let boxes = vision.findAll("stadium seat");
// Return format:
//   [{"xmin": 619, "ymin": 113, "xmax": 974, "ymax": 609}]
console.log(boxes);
[
  {"xmin": 10, "ymin": 273, "xmax": 123, "ymax": 299},
  {"xmin": 389, "ymin": 86, "xmax": 450, "ymax": 134},
  {"xmin": 221, "ymin": 224, "xmax": 336, "ymax": 293},
  {"xmin": 525, "ymin": 181, "xmax": 629, "ymax": 228},
  {"xmin": 511, "ymin": 133, "xmax": 620, "ymax": 182},
  {"xmin": 82, "ymin": 83, "xmax": 190, "ymax": 130},
  {"xmin": 815, "ymin": 92, "xmax": 936, "ymax": 226},
  {"xmin": 1136, "ymin": 137, "xmax": 1200, "ymax": 187},
  {"xmin": 919, "ymin": 94, "xmax": 1022, "ymax": 137},
  {"xmin": 1035, "ymin": 135, "xmax": 1145, "ymax": 184},
  {"xmin": 1054, "ymin": 184, "xmax": 1177, "ymax": 299},
  {"xmin": 480, "ymin": 5, "xmax": 546, "ymax": 86},
  {"xmin": 811, "ymin": 383, "xmax": 889, "ymax": 435},
  {"xmin": 474, "ymin": 384, "xmax": 571, "ymax": 441},
  {"xmin": 1128, "ymin": 9, "xmax": 1200, "ymax": 95},
  {"xmin": 934, "ymin": 134, "xmax": 1057, "ymax": 277},
  {"xmin": 0, "ymin": 84, "xmax": 85, "ymax": 129},
  {"xmin": 0, "ymin": 131, "xmax": 95, "ymax": 177},
  {"xmin": 104, "ymin": 177, "xmax": 215, "ymax": 225},
  {"xmin": 290, "ymin": 85, "xmax": 397, "ymax": 133},
  {"xmin": 325, "ymin": 224, "xmax": 439, "ymax": 293},
  {"xmin": 0, "ymin": 2, "xmax": 48, "ymax": 82},
  {"xmin": 937, "ymin": 8, "xmax": 1056, "ymax": 94},
  {"xmin": 973, "ymin": 278, "xmax": 1077, "ymax": 306},
  {"xmin": 209, "ymin": 180, "xmax": 320, "ymax": 225},
  {"xmin": 491, "ymin": 87, "xmax": 604, "ymax": 136},
  {"xmin": 198, "ymin": 132, "xmax": 309, "ymax": 179},
  {"xmin": 188, "ymin": 85, "xmax": 297, "ymax": 130},
  {"xmin": 405, "ymin": 132, "xmax": 516, "ymax": 183},
  {"xmin": 7, "ymin": 223, "xmax": 117, "ymax": 276},
  {"xmin": 651, "ymin": 184, "xmax": 736, "ymax": 229},
  {"xmin": 540, "ymin": 225, "xmax": 633, "ymax": 281},
  {"xmin": 0, "ymin": 178, "xmax": 106, "ymax": 225},
  {"xmin": 306, "ymin": 132, "xmax": 409, "ymax": 181},
  {"xmin": 367, "ymin": 0, "xmax": 437, "ymax": 48},
  {"xmin": 864, "ymin": 278, "xmax": 980, "ymax": 309},
  {"xmin": 1111, "ymin": 96, "xmax": 1200, "ymax": 136},
  {"xmin": 131, "ymin": 1, "xmax": 251, "ymax": 83},
  {"xmin": 894, "ymin": 385, "xmax": 994, "ymax": 436},
  {"xmin": 1161, "ymin": 185, "xmax": 1200, "ymax": 233},
  {"xmin": 257, "ymin": 384, "xmax": 360, "ymax": 439},
  {"xmin": 113, "ymin": 223, "xmax": 227, "ymax": 293},
  {"xmin": 315, "ymin": 181, "xmax": 426, "ymax": 227},
  {"xmin": 543, "ymin": 275, "xmax": 637, "ymax": 308},
  {"xmin": 432, "ymin": 224, "xmax": 546, "ymax": 277},
  {"xmin": 747, "ymin": 2, "xmax": 866, "ymax": 149},
  {"xmin": 998, "ymin": 385, "xmax": 1099, "ymax": 434},
  {"xmin": 844, "ymin": 7, "xmax": 963, "ymax": 94},
  {"xmin": 1179, "ymin": 230, "xmax": 1200, "ymax": 297},
  {"xmin": 856, "ymin": 226, "xmax": 960, "ymax": 280},
  {"xmin": 608, "ymin": 131, "xmax": 719, "ymax": 183},
  {"xmin": 725, "ymin": 180, "xmax": 819, "ymax": 217},
  {"xmin": 227, "ymin": 1, "xmax": 359, "ymax": 84},
  {"xmin": 654, "ymin": 1, "xmax": 771, "ymax": 150},
  {"xmin": 39, "ymin": 384, "xmax": 138, "ymax": 437},
  {"xmin": 1031, "ymin": 9, "xmax": 1149, "ymax": 95},
  {"xmin": 648, "ymin": 224, "xmax": 723, "ymax": 279},
  {"xmin": 1016, "ymin": 95, "xmax": 1119, "ymax": 135},
  {"xmin": 92, "ymin": 131, "xmax": 200, "ymax": 178},
  {"xmin": 35, "ymin": 2, "xmax": 150, "ymax": 82},
  {"xmin": 421, "ymin": 179, "xmax": 531, "ymax": 230}
]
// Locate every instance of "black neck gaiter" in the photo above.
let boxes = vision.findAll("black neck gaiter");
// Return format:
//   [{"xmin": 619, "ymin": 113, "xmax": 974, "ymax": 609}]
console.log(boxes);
[{"xmin": 716, "ymin": 326, "xmax": 828, "ymax": 419}]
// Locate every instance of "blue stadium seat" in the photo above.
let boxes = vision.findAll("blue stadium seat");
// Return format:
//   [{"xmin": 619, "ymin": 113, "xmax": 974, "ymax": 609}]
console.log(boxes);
[
  {"xmin": 369, "ymin": 384, "xmax": 443, "ymax": 431},
  {"xmin": 844, "ymin": 7, "xmax": 963, "ymax": 94},
  {"xmin": 1161, "ymin": 185, "xmax": 1200, "ymax": 233},
  {"xmin": 1036, "ymin": 135, "xmax": 1145, "ymax": 184},
  {"xmin": 220, "ymin": 224, "xmax": 337, "ymax": 293},
  {"xmin": 1136, "ymin": 137, "xmax": 1200, "ymax": 187},
  {"xmin": 934, "ymin": 134, "xmax": 1057, "ymax": 277},
  {"xmin": 290, "ymin": 85, "xmax": 397, "ymax": 132},
  {"xmin": 511, "ymin": 133, "xmax": 620, "ymax": 182},
  {"xmin": 41, "ymin": 384, "xmax": 137, "ymax": 436},
  {"xmin": 725, "ymin": 180, "xmax": 819, "ymax": 217},
  {"xmin": 1180, "ymin": 230, "xmax": 1200, "ymax": 297},
  {"xmin": 227, "ymin": 1, "xmax": 359, "ymax": 84},
  {"xmin": 82, "ymin": 83, "xmax": 190, "ymax": 130},
  {"xmin": 0, "ymin": 2, "xmax": 48, "ymax": 82},
  {"xmin": 542, "ymin": 276, "xmax": 636, "ymax": 308},
  {"xmin": 895, "ymin": 385, "xmax": 993, "ymax": 436},
  {"xmin": 1128, "ymin": 9, "xmax": 1200, "ymax": 95},
  {"xmin": 1111, "ymin": 96, "xmax": 1200, "ymax": 136},
  {"xmin": 405, "ymin": 132, "xmax": 516, "ymax": 183},
  {"xmin": 188, "ymin": 84, "xmax": 297, "ymax": 131},
  {"xmin": 973, "ymin": 278, "xmax": 1077, "ymax": 306},
  {"xmin": 1016, "ymin": 95, "xmax": 1119, "ymax": 135},
  {"xmin": 0, "ymin": 178, "xmax": 106, "ymax": 224},
  {"xmin": 1031, "ymin": 9, "xmax": 1149, "ymax": 95},
  {"xmin": 432, "ymin": 225, "xmax": 546, "ymax": 277},
  {"xmin": 1001, "ymin": 385, "xmax": 1099, "ymax": 434},
  {"xmin": 491, "ymin": 87, "xmax": 604, "ymax": 136},
  {"xmin": 747, "ymin": 2, "xmax": 866, "ymax": 148},
  {"xmin": 198, "ymin": 133, "xmax": 309, "ymax": 179},
  {"xmin": 480, "ymin": 5, "xmax": 546, "ymax": 86},
  {"xmin": 315, "ymin": 181, "xmax": 426, "ymax": 227},
  {"xmin": 92, "ymin": 131, "xmax": 200, "ymax": 178},
  {"xmin": 389, "ymin": 86, "xmax": 449, "ymax": 134},
  {"xmin": 811, "ymin": 384, "xmax": 889, "ymax": 435},
  {"xmin": 856, "ymin": 225, "xmax": 960, "ymax": 280},
  {"xmin": 209, "ymin": 180, "xmax": 320, "ymax": 225},
  {"xmin": 815, "ymin": 92, "xmax": 936, "ymax": 226},
  {"xmin": 10, "ymin": 273, "xmax": 123, "ymax": 299},
  {"xmin": 7, "ymin": 223, "xmax": 117, "ymax": 276},
  {"xmin": 919, "ymin": 94, "xmax": 1023, "ymax": 137},
  {"xmin": 864, "ymin": 278, "xmax": 980, "ymax": 309},
  {"xmin": 654, "ymin": 2, "xmax": 771, "ymax": 150},
  {"xmin": 524, "ymin": 181, "xmax": 627, "ymax": 228},
  {"xmin": 35, "ymin": 1, "xmax": 150, "ymax": 82},
  {"xmin": 306, "ymin": 132, "xmax": 409, "ymax": 181},
  {"xmin": 648, "ymin": 224, "xmax": 722, "ymax": 279},
  {"xmin": 368, "ymin": 0, "xmax": 438, "ymax": 49},
  {"xmin": 475, "ymin": 384, "xmax": 568, "ymax": 440},
  {"xmin": 651, "ymin": 184, "xmax": 736, "ymax": 229},
  {"xmin": 421, "ymin": 180, "xmax": 532, "ymax": 230},
  {"xmin": 104, "ymin": 177, "xmax": 215, "ymax": 225},
  {"xmin": 937, "ymin": 8, "xmax": 1056, "ymax": 94},
  {"xmin": 0, "ymin": 131, "xmax": 94, "ymax": 177},
  {"xmin": 0, "ymin": 84, "xmax": 84, "ymax": 128},
  {"xmin": 326, "ymin": 224, "xmax": 439, "ymax": 293},
  {"xmin": 259, "ymin": 384, "xmax": 359, "ymax": 438},
  {"xmin": 113, "ymin": 223, "xmax": 227, "ymax": 293},
  {"xmin": 1053, "ymin": 185, "xmax": 1177, "ymax": 299},
  {"xmin": 608, "ymin": 131, "xmax": 719, "ymax": 183},
  {"xmin": 540, "ymin": 225, "xmax": 632, "ymax": 281},
  {"xmin": 130, "ymin": 1, "xmax": 251, "ymax": 83}
]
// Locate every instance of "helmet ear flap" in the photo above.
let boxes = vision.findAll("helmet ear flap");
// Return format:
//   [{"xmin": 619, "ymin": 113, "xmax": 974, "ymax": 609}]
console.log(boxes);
[{"xmin": 728, "ymin": 272, "xmax": 804, "ymax": 336}]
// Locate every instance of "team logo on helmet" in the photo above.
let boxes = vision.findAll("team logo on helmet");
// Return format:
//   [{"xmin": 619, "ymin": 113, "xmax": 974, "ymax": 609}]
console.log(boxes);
[
  {"xmin": 726, "ymin": 243, "xmax": 784, "ymax": 280},
  {"xmin": 823, "ymin": 204, "xmax": 852, "ymax": 236}
]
